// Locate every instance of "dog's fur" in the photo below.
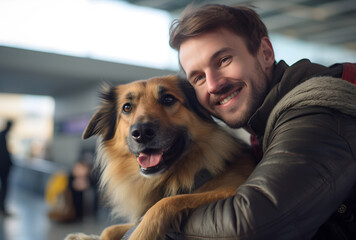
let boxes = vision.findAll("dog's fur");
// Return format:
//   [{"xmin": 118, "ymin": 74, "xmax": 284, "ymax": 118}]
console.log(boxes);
[{"xmin": 66, "ymin": 75, "xmax": 255, "ymax": 240}]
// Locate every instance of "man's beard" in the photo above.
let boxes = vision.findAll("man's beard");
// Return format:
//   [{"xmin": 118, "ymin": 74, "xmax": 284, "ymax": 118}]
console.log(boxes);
[{"xmin": 218, "ymin": 61, "xmax": 271, "ymax": 129}]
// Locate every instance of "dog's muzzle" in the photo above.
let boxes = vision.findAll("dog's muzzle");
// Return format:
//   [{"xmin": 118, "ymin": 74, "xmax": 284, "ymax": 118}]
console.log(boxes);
[{"xmin": 127, "ymin": 121, "xmax": 189, "ymax": 176}]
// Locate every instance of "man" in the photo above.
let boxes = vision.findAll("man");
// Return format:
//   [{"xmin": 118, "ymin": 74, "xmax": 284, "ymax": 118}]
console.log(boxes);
[
  {"xmin": 0, "ymin": 120, "xmax": 13, "ymax": 216},
  {"xmin": 168, "ymin": 4, "xmax": 356, "ymax": 239}
]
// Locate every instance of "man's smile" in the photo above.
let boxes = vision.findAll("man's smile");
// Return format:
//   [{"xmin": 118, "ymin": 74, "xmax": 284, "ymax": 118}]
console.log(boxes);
[
  {"xmin": 219, "ymin": 88, "xmax": 241, "ymax": 105},
  {"xmin": 214, "ymin": 83, "xmax": 244, "ymax": 106}
]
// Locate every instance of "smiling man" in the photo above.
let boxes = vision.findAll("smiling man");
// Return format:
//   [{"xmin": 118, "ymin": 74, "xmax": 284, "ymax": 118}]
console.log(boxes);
[
  {"xmin": 179, "ymin": 28, "xmax": 273, "ymax": 129},
  {"xmin": 168, "ymin": 4, "xmax": 356, "ymax": 240}
]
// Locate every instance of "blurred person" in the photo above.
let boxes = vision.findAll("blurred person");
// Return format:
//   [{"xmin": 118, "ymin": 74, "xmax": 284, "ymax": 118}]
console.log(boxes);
[
  {"xmin": 48, "ymin": 150, "xmax": 98, "ymax": 222},
  {"xmin": 0, "ymin": 120, "xmax": 13, "ymax": 217},
  {"xmin": 166, "ymin": 3, "xmax": 356, "ymax": 240},
  {"xmin": 69, "ymin": 158, "xmax": 95, "ymax": 221}
]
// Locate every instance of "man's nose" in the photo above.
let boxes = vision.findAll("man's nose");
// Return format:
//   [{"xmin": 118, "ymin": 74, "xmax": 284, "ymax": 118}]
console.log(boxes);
[{"xmin": 206, "ymin": 70, "xmax": 225, "ymax": 94}]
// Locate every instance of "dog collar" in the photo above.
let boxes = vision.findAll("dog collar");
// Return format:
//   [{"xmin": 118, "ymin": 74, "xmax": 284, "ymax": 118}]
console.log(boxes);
[
  {"xmin": 174, "ymin": 168, "xmax": 212, "ymax": 195},
  {"xmin": 174, "ymin": 169, "xmax": 213, "ymax": 195},
  {"xmin": 192, "ymin": 168, "xmax": 213, "ymax": 191},
  {"xmin": 176, "ymin": 168, "xmax": 213, "ymax": 195}
]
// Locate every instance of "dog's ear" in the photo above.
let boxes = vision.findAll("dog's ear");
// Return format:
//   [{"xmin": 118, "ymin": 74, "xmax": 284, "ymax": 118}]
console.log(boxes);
[
  {"xmin": 178, "ymin": 78, "xmax": 214, "ymax": 123},
  {"xmin": 83, "ymin": 84, "xmax": 118, "ymax": 141}
]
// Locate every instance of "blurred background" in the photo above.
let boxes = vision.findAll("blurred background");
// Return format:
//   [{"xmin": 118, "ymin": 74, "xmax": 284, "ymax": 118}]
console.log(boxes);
[{"xmin": 0, "ymin": 0, "xmax": 355, "ymax": 239}]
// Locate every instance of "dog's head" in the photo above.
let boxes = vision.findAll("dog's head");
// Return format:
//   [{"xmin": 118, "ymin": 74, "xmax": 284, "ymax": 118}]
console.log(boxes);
[{"xmin": 83, "ymin": 75, "xmax": 213, "ymax": 176}]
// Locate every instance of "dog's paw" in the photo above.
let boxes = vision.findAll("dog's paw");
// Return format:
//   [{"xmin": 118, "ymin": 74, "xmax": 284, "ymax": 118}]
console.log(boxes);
[{"xmin": 64, "ymin": 233, "xmax": 100, "ymax": 240}]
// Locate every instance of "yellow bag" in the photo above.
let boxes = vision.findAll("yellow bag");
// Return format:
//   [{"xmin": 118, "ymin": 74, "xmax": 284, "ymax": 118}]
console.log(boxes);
[
  {"xmin": 45, "ymin": 171, "xmax": 68, "ymax": 206},
  {"xmin": 46, "ymin": 171, "xmax": 76, "ymax": 222}
]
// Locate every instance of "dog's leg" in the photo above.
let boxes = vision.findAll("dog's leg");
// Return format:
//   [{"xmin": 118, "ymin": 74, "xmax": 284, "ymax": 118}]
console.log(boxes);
[
  {"xmin": 128, "ymin": 187, "xmax": 236, "ymax": 240},
  {"xmin": 101, "ymin": 223, "xmax": 135, "ymax": 240},
  {"xmin": 64, "ymin": 223, "xmax": 134, "ymax": 240}
]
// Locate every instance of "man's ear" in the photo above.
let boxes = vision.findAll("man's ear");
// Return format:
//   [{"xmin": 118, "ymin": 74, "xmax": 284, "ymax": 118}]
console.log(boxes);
[
  {"xmin": 178, "ymin": 78, "xmax": 214, "ymax": 123},
  {"xmin": 83, "ymin": 84, "xmax": 118, "ymax": 141},
  {"xmin": 259, "ymin": 37, "xmax": 275, "ymax": 71}
]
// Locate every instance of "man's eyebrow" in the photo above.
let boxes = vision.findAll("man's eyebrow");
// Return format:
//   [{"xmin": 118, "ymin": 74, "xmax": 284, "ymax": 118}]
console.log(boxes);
[
  {"xmin": 187, "ymin": 47, "xmax": 232, "ymax": 80},
  {"xmin": 211, "ymin": 47, "xmax": 232, "ymax": 61}
]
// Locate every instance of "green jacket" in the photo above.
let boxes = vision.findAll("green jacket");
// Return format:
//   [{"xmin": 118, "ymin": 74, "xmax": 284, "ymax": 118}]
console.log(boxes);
[{"xmin": 174, "ymin": 59, "xmax": 356, "ymax": 239}]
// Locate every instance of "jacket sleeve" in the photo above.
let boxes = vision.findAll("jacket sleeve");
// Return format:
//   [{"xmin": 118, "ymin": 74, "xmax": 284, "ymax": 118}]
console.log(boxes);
[{"xmin": 170, "ymin": 107, "xmax": 356, "ymax": 240}]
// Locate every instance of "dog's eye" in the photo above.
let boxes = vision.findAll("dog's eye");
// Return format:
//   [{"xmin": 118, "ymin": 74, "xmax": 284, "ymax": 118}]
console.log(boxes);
[
  {"xmin": 122, "ymin": 103, "xmax": 133, "ymax": 113},
  {"xmin": 160, "ymin": 94, "xmax": 176, "ymax": 106}
]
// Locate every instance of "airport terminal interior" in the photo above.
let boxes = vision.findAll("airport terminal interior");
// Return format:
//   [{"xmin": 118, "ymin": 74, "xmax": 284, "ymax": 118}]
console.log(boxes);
[{"xmin": 0, "ymin": 0, "xmax": 356, "ymax": 239}]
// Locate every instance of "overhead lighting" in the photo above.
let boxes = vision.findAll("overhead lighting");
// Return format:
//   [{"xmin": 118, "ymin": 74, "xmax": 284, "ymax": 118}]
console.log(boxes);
[{"xmin": 0, "ymin": 0, "xmax": 178, "ymax": 70}]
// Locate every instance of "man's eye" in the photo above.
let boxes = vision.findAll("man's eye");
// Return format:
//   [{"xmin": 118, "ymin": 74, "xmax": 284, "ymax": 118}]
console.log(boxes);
[
  {"xmin": 122, "ymin": 103, "xmax": 133, "ymax": 113},
  {"xmin": 192, "ymin": 75, "xmax": 205, "ymax": 85},
  {"xmin": 220, "ymin": 56, "xmax": 232, "ymax": 66},
  {"xmin": 160, "ymin": 94, "xmax": 177, "ymax": 106}
]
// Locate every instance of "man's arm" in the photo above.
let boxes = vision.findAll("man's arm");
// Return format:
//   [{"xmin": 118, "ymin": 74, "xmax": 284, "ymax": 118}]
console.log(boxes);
[{"xmin": 171, "ymin": 107, "xmax": 356, "ymax": 239}]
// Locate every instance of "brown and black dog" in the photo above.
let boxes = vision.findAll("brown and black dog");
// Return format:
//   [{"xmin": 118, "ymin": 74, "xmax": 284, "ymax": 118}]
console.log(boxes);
[{"xmin": 66, "ymin": 75, "xmax": 255, "ymax": 240}]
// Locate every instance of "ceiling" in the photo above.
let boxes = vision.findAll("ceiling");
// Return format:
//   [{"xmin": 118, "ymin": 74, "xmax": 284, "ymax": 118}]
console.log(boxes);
[
  {"xmin": 0, "ymin": 0, "xmax": 355, "ymax": 97},
  {"xmin": 0, "ymin": 46, "xmax": 175, "ymax": 97},
  {"xmin": 124, "ymin": 0, "xmax": 356, "ymax": 50}
]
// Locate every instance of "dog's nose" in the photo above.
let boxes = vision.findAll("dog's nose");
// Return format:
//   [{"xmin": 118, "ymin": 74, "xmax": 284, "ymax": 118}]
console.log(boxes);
[{"xmin": 130, "ymin": 123, "xmax": 156, "ymax": 143}]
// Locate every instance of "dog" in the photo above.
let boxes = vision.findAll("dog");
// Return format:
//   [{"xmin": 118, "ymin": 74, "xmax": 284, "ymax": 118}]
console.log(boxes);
[{"xmin": 66, "ymin": 75, "xmax": 256, "ymax": 240}]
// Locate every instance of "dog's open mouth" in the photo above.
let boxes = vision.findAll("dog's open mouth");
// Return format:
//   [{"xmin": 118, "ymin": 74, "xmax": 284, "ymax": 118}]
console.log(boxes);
[
  {"xmin": 136, "ymin": 135, "xmax": 188, "ymax": 175},
  {"xmin": 137, "ymin": 149, "xmax": 166, "ymax": 169}
]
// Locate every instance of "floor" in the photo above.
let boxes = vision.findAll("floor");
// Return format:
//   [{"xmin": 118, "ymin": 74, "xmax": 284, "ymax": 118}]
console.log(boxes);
[{"xmin": 0, "ymin": 167, "xmax": 123, "ymax": 240}]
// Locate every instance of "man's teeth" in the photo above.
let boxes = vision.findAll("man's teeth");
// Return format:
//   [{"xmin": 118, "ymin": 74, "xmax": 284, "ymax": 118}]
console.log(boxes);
[{"xmin": 219, "ymin": 90, "xmax": 239, "ymax": 105}]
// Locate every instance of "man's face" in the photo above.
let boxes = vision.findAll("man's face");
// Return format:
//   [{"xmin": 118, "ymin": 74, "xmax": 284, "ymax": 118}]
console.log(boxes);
[{"xmin": 179, "ymin": 28, "xmax": 274, "ymax": 128}]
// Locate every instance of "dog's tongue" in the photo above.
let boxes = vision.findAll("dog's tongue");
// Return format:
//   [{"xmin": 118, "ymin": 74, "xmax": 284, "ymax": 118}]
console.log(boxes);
[{"xmin": 137, "ymin": 151, "xmax": 163, "ymax": 168}]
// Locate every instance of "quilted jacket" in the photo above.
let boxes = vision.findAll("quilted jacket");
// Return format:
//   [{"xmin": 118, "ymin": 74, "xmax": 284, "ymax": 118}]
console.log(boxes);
[{"xmin": 170, "ymin": 59, "xmax": 356, "ymax": 240}]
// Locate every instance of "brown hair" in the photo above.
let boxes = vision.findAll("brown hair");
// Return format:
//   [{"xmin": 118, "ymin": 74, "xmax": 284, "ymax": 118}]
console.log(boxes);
[{"xmin": 169, "ymin": 4, "xmax": 268, "ymax": 56}]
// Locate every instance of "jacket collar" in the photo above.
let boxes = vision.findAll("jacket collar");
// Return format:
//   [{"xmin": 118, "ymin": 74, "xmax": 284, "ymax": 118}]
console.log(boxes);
[
  {"xmin": 247, "ymin": 60, "xmax": 288, "ymax": 137},
  {"xmin": 247, "ymin": 59, "xmax": 343, "ymax": 140}
]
